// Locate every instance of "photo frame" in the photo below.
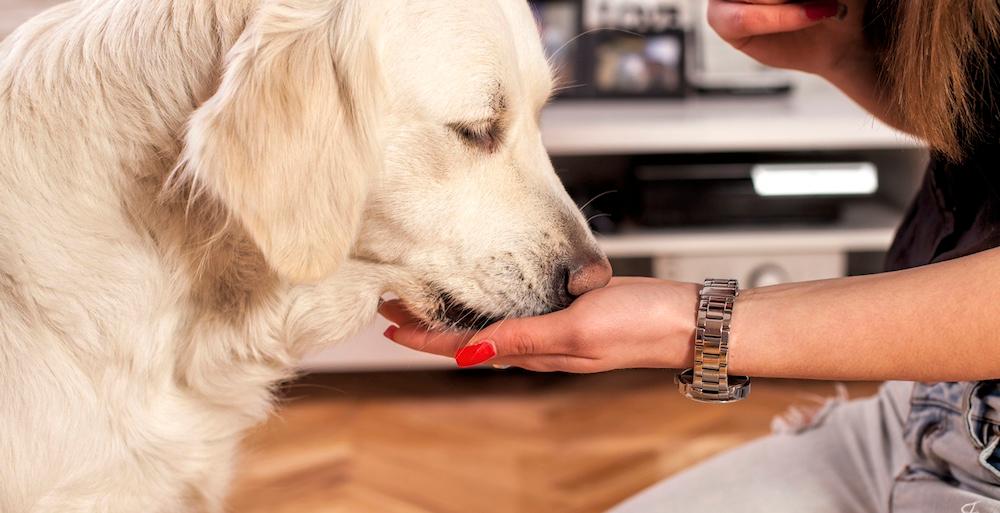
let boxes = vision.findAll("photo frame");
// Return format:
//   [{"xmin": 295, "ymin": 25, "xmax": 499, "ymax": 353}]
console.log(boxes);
[
  {"xmin": 589, "ymin": 28, "xmax": 685, "ymax": 98},
  {"xmin": 530, "ymin": 0, "xmax": 687, "ymax": 99},
  {"xmin": 529, "ymin": 0, "xmax": 586, "ymax": 98}
]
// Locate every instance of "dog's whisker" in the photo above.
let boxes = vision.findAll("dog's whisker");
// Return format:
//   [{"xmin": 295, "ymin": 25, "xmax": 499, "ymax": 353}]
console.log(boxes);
[
  {"xmin": 280, "ymin": 383, "xmax": 350, "ymax": 395},
  {"xmin": 551, "ymin": 82, "xmax": 587, "ymax": 94},
  {"xmin": 415, "ymin": 298, "xmax": 479, "ymax": 352},
  {"xmin": 479, "ymin": 314, "xmax": 512, "ymax": 347},
  {"xmin": 547, "ymin": 27, "xmax": 641, "ymax": 67},
  {"xmin": 419, "ymin": 299, "xmax": 461, "ymax": 350},
  {"xmin": 449, "ymin": 303, "xmax": 479, "ymax": 326},
  {"xmin": 578, "ymin": 189, "xmax": 618, "ymax": 212},
  {"xmin": 586, "ymin": 213, "xmax": 612, "ymax": 225}
]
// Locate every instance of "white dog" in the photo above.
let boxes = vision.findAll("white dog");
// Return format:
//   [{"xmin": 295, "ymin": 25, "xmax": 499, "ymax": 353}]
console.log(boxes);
[{"xmin": 0, "ymin": 0, "xmax": 612, "ymax": 511}]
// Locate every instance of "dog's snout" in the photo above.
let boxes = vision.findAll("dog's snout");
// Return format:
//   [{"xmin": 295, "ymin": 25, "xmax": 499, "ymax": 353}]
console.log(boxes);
[{"xmin": 565, "ymin": 251, "xmax": 612, "ymax": 297}]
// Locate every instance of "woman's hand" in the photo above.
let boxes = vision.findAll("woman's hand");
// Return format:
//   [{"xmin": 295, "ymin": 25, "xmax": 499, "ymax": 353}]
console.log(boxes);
[
  {"xmin": 382, "ymin": 248, "xmax": 1000, "ymax": 382},
  {"xmin": 379, "ymin": 278, "xmax": 700, "ymax": 373},
  {"xmin": 708, "ymin": 0, "xmax": 866, "ymax": 77},
  {"xmin": 709, "ymin": 0, "xmax": 911, "ymax": 132}
]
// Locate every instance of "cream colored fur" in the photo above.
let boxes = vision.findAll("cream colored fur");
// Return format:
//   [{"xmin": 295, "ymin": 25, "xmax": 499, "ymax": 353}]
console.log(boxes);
[{"xmin": 0, "ymin": 1, "xmax": 605, "ymax": 512}]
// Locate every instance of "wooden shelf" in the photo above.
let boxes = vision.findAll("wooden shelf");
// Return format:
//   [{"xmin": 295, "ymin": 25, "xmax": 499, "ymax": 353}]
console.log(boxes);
[
  {"xmin": 597, "ymin": 203, "xmax": 902, "ymax": 258},
  {"xmin": 541, "ymin": 82, "xmax": 920, "ymax": 156}
]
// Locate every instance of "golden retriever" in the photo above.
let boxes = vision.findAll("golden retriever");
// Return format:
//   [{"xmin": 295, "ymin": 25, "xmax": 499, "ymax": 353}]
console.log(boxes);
[{"xmin": 0, "ymin": 0, "xmax": 611, "ymax": 511}]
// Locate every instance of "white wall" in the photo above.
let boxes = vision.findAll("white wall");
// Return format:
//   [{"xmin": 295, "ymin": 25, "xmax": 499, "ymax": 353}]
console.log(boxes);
[
  {"xmin": 0, "ymin": 0, "xmax": 64, "ymax": 40},
  {"xmin": 584, "ymin": 0, "xmax": 692, "ymax": 29}
]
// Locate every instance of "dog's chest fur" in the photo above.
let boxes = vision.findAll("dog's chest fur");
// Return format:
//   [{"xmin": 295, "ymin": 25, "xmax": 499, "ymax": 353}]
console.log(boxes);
[{"xmin": 0, "ymin": 2, "xmax": 385, "ymax": 511}]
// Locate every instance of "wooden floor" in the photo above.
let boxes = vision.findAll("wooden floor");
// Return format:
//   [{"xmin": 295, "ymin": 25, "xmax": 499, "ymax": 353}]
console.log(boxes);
[{"xmin": 229, "ymin": 370, "xmax": 878, "ymax": 513}]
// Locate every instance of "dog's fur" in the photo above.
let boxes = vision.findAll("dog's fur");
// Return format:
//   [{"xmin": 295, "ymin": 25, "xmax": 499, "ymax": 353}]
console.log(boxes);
[{"xmin": 0, "ymin": 1, "xmax": 608, "ymax": 511}]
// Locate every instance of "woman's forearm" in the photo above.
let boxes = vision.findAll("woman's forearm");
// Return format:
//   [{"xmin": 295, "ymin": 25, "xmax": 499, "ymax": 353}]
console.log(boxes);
[{"xmin": 729, "ymin": 247, "xmax": 1000, "ymax": 381}]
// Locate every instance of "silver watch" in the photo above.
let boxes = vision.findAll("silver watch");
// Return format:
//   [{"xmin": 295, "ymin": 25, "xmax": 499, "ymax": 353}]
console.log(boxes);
[{"xmin": 675, "ymin": 279, "xmax": 751, "ymax": 403}]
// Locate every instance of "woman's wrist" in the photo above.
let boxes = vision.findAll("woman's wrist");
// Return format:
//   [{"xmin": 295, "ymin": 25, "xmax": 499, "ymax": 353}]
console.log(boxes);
[
  {"xmin": 652, "ymin": 280, "xmax": 699, "ymax": 370},
  {"xmin": 726, "ymin": 283, "xmax": 794, "ymax": 378},
  {"xmin": 726, "ymin": 286, "xmax": 758, "ymax": 377}
]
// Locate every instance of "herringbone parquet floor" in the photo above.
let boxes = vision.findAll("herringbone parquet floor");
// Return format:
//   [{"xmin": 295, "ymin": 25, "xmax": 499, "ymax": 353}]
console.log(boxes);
[{"xmin": 230, "ymin": 370, "xmax": 879, "ymax": 513}]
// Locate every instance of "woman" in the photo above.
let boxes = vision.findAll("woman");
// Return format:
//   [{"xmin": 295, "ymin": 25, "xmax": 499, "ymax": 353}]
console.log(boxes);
[{"xmin": 379, "ymin": 0, "xmax": 1000, "ymax": 510}]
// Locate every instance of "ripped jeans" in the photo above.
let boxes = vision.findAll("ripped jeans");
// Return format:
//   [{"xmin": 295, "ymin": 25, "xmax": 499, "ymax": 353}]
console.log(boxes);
[{"xmin": 609, "ymin": 381, "xmax": 1000, "ymax": 513}]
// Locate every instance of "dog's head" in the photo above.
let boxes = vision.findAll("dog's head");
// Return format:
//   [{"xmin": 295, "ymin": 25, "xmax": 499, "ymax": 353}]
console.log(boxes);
[{"xmin": 182, "ymin": 0, "xmax": 611, "ymax": 330}]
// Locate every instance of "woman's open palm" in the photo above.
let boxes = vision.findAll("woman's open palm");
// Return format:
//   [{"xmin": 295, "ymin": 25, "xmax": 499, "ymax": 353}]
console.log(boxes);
[{"xmin": 380, "ymin": 278, "xmax": 700, "ymax": 373}]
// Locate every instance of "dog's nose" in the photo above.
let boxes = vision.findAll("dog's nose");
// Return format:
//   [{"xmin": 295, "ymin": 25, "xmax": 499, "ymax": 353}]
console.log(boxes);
[{"xmin": 566, "ymin": 251, "xmax": 613, "ymax": 297}]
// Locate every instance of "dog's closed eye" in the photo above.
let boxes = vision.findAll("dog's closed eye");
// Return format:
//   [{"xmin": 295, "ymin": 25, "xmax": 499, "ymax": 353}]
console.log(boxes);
[{"xmin": 448, "ymin": 119, "xmax": 504, "ymax": 153}]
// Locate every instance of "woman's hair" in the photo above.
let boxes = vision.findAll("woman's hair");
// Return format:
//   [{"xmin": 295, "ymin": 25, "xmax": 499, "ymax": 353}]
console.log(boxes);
[{"xmin": 866, "ymin": 0, "xmax": 1000, "ymax": 161}]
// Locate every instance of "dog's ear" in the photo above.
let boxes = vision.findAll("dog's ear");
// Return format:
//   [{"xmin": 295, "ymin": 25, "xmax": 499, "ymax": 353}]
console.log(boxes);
[{"xmin": 181, "ymin": 2, "xmax": 381, "ymax": 283}]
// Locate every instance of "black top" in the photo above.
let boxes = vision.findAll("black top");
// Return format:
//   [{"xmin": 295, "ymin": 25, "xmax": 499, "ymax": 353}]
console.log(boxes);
[
  {"xmin": 874, "ymin": 1, "xmax": 1000, "ymax": 270},
  {"xmin": 884, "ymin": 125, "xmax": 1000, "ymax": 458},
  {"xmin": 886, "ymin": 147, "xmax": 1000, "ymax": 270}
]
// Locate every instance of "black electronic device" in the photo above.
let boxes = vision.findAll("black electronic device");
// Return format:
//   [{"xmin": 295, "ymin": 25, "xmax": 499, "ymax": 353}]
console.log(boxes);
[{"xmin": 628, "ymin": 158, "xmax": 879, "ymax": 227}]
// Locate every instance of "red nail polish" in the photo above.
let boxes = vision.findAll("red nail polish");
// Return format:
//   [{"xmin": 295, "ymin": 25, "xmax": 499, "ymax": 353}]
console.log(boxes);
[
  {"xmin": 804, "ymin": 3, "xmax": 839, "ymax": 21},
  {"xmin": 455, "ymin": 341, "xmax": 497, "ymax": 368},
  {"xmin": 383, "ymin": 325, "xmax": 398, "ymax": 340}
]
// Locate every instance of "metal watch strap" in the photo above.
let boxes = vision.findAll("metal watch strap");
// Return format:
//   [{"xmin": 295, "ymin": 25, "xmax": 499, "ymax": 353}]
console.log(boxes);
[{"xmin": 675, "ymin": 279, "xmax": 751, "ymax": 403}]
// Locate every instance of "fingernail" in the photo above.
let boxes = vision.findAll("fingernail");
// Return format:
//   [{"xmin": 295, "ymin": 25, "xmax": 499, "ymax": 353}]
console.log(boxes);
[
  {"xmin": 455, "ymin": 341, "xmax": 497, "ymax": 368},
  {"xmin": 383, "ymin": 325, "xmax": 398, "ymax": 340},
  {"xmin": 804, "ymin": 2, "xmax": 840, "ymax": 21}
]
